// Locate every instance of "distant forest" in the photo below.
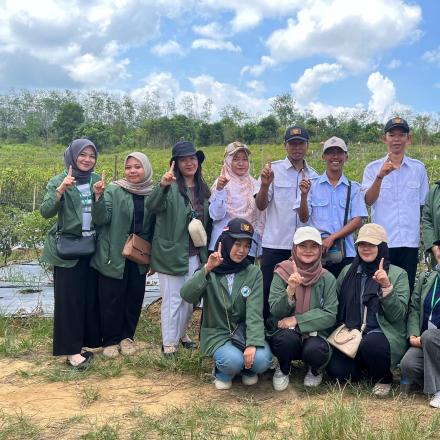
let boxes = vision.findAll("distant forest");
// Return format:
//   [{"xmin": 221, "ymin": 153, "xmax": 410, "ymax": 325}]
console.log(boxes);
[{"xmin": 0, "ymin": 90, "xmax": 439, "ymax": 149}]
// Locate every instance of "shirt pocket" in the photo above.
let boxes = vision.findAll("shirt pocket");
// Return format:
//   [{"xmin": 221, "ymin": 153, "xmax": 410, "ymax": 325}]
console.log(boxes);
[
  {"xmin": 274, "ymin": 181, "xmax": 296, "ymax": 204},
  {"xmin": 380, "ymin": 180, "xmax": 393, "ymax": 202},
  {"xmin": 405, "ymin": 180, "xmax": 421, "ymax": 203},
  {"xmin": 311, "ymin": 197, "xmax": 330, "ymax": 221}
]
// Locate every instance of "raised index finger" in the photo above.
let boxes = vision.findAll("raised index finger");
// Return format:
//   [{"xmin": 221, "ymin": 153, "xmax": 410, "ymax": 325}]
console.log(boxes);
[
  {"xmin": 169, "ymin": 161, "xmax": 175, "ymax": 173},
  {"xmin": 267, "ymin": 155, "xmax": 272, "ymax": 170},
  {"xmin": 291, "ymin": 259, "xmax": 298, "ymax": 273},
  {"xmin": 379, "ymin": 257, "xmax": 384, "ymax": 271},
  {"xmin": 67, "ymin": 165, "xmax": 73, "ymax": 177},
  {"xmin": 101, "ymin": 170, "xmax": 106, "ymax": 185},
  {"xmin": 217, "ymin": 241, "xmax": 222, "ymax": 255}
]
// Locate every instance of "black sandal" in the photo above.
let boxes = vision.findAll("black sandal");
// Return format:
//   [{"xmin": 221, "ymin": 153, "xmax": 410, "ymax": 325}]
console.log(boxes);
[{"xmin": 66, "ymin": 351, "xmax": 93, "ymax": 370}]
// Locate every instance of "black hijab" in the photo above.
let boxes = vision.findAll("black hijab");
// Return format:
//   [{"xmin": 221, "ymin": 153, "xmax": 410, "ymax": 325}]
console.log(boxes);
[
  {"xmin": 338, "ymin": 242, "xmax": 390, "ymax": 329},
  {"xmin": 63, "ymin": 139, "xmax": 98, "ymax": 184},
  {"xmin": 211, "ymin": 232, "xmax": 251, "ymax": 275}
]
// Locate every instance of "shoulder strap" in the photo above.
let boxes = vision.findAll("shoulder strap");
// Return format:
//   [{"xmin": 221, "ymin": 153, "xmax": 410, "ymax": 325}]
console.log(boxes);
[
  {"xmin": 343, "ymin": 180, "xmax": 352, "ymax": 226},
  {"xmin": 360, "ymin": 305, "xmax": 368, "ymax": 332}
]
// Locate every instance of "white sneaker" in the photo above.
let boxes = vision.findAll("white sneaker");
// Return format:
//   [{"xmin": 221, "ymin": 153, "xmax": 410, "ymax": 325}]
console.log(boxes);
[
  {"xmin": 102, "ymin": 344, "xmax": 120, "ymax": 358},
  {"xmin": 273, "ymin": 366, "xmax": 289, "ymax": 391},
  {"xmin": 214, "ymin": 378, "xmax": 232, "ymax": 390},
  {"xmin": 303, "ymin": 367, "xmax": 323, "ymax": 387},
  {"xmin": 430, "ymin": 391, "xmax": 440, "ymax": 408},
  {"xmin": 120, "ymin": 338, "xmax": 137, "ymax": 356},
  {"xmin": 242, "ymin": 374, "xmax": 258, "ymax": 386},
  {"xmin": 372, "ymin": 383, "xmax": 391, "ymax": 397}
]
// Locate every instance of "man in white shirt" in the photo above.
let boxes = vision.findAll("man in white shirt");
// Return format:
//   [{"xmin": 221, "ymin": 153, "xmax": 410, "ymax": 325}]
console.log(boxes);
[
  {"xmin": 255, "ymin": 126, "xmax": 318, "ymax": 318},
  {"xmin": 362, "ymin": 117, "xmax": 429, "ymax": 292}
]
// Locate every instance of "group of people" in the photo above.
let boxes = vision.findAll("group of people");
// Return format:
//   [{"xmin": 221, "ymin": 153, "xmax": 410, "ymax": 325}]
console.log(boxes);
[{"xmin": 41, "ymin": 116, "xmax": 440, "ymax": 408}]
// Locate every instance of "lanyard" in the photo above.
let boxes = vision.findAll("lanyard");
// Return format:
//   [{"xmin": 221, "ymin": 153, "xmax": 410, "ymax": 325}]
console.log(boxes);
[{"xmin": 429, "ymin": 277, "xmax": 440, "ymax": 320}]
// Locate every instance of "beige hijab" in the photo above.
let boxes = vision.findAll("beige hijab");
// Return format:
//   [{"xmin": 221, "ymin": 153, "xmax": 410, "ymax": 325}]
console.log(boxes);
[{"xmin": 114, "ymin": 152, "xmax": 154, "ymax": 195}]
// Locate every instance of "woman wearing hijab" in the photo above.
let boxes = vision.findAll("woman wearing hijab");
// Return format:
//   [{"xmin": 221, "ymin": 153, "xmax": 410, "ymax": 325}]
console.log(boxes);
[
  {"xmin": 91, "ymin": 152, "xmax": 155, "ymax": 358},
  {"xmin": 40, "ymin": 139, "xmax": 101, "ymax": 368},
  {"xmin": 399, "ymin": 265, "xmax": 440, "ymax": 407},
  {"xmin": 181, "ymin": 218, "xmax": 272, "ymax": 390},
  {"xmin": 326, "ymin": 223, "xmax": 410, "ymax": 396},
  {"xmin": 267, "ymin": 226, "xmax": 337, "ymax": 391},
  {"xmin": 147, "ymin": 141, "xmax": 211, "ymax": 356},
  {"xmin": 209, "ymin": 141, "xmax": 264, "ymax": 261}
]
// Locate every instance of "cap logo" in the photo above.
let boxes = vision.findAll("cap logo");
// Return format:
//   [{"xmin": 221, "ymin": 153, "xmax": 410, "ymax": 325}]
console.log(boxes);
[
  {"xmin": 291, "ymin": 128, "xmax": 301, "ymax": 135},
  {"xmin": 241, "ymin": 223, "xmax": 250, "ymax": 232},
  {"xmin": 223, "ymin": 226, "xmax": 229, "ymax": 231},
  {"xmin": 394, "ymin": 117, "xmax": 402, "ymax": 124}
]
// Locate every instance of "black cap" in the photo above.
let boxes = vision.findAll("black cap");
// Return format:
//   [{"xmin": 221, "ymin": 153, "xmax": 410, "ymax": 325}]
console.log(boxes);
[
  {"xmin": 384, "ymin": 117, "xmax": 410, "ymax": 134},
  {"xmin": 170, "ymin": 141, "xmax": 205, "ymax": 164},
  {"xmin": 223, "ymin": 218, "xmax": 255, "ymax": 241},
  {"xmin": 284, "ymin": 126, "xmax": 309, "ymax": 143}
]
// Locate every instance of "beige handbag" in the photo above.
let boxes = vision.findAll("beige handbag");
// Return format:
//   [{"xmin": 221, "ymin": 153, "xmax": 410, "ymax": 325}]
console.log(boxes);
[
  {"xmin": 327, "ymin": 306, "xmax": 367, "ymax": 359},
  {"xmin": 188, "ymin": 218, "xmax": 207, "ymax": 247},
  {"xmin": 122, "ymin": 233, "xmax": 151, "ymax": 265}
]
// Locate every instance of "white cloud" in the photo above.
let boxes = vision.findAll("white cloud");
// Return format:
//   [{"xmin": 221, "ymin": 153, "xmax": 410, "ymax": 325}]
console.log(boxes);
[
  {"xmin": 291, "ymin": 63, "xmax": 345, "ymax": 103},
  {"xmin": 387, "ymin": 59, "xmax": 402, "ymax": 70},
  {"xmin": 131, "ymin": 72, "xmax": 181, "ymax": 103},
  {"xmin": 422, "ymin": 46, "xmax": 440, "ymax": 67},
  {"xmin": 192, "ymin": 39, "xmax": 241, "ymax": 52},
  {"xmin": 246, "ymin": 80, "xmax": 265, "ymax": 94},
  {"xmin": 192, "ymin": 22, "xmax": 226, "ymax": 39},
  {"xmin": 245, "ymin": 0, "xmax": 421, "ymax": 75},
  {"xmin": 151, "ymin": 40, "xmax": 185, "ymax": 57}
]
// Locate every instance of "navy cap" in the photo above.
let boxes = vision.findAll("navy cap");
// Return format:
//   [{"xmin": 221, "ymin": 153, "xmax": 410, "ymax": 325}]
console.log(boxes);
[
  {"xmin": 384, "ymin": 117, "xmax": 410, "ymax": 134},
  {"xmin": 284, "ymin": 126, "xmax": 309, "ymax": 143},
  {"xmin": 223, "ymin": 218, "xmax": 255, "ymax": 241},
  {"xmin": 170, "ymin": 140, "xmax": 205, "ymax": 164}
]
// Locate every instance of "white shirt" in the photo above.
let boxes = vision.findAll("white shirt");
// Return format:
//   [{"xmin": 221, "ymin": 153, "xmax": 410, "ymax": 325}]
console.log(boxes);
[
  {"xmin": 361, "ymin": 155, "xmax": 429, "ymax": 248},
  {"xmin": 208, "ymin": 187, "xmax": 261, "ymax": 256},
  {"xmin": 256, "ymin": 157, "xmax": 318, "ymax": 250}
]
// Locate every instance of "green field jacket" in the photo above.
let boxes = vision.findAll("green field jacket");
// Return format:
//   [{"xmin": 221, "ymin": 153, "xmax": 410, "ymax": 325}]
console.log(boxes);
[
  {"xmin": 146, "ymin": 183, "xmax": 210, "ymax": 275},
  {"xmin": 422, "ymin": 182, "xmax": 440, "ymax": 254},
  {"xmin": 180, "ymin": 265, "xmax": 265, "ymax": 357},
  {"xmin": 337, "ymin": 264, "xmax": 410, "ymax": 368},
  {"xmin": 39, "ymin": 172, "xmax": 101, "ymax": 268},
  {"xmin": 407, "ymin": 271, "xmax": 438, "ymax": 338},
  {"xmin": 267, "ymin": 271, "xmax": 338, "ymax": 340},
  {"xmin": 90, "ymin": 183, "xmax": 155, "ymax": 279}
]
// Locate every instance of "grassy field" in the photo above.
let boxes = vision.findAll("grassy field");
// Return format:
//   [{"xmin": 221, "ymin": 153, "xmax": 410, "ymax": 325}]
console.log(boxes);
[{"xmin": 1, "ymin": 142, "xmax": 440, "ymax": 438}]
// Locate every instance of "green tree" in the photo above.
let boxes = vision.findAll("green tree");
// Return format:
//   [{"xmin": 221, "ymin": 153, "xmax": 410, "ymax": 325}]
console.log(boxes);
[{"xmin": 53, "ymin": 102, "xmax": 85, "ymax": 145}]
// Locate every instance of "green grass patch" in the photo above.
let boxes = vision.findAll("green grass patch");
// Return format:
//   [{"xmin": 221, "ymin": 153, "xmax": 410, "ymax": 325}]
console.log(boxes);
[{"xmin": 0, "ymin": 411, "xmax": 41, "ymax": 440}]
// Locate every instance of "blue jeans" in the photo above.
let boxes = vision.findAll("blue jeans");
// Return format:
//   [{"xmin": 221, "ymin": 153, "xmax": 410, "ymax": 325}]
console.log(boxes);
[{"xmin": 213, "ymin": 341, "xmax": 272, "ymax": 382}]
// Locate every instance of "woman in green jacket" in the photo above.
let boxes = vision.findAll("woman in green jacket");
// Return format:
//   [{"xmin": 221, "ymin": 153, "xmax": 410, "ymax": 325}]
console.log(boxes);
[
  {"xmin": 40, "ymin": 139, "xmax": 101, "ymax": 369},
  {"xmin": 268, "ymin": 226, "xmax": 337, "ymax": 392},
  {"xmin": 181, "ymin": 218, "xmax": 272, "ymax": 390},
  {"xmin": 147, "ymin": 141, "xmax": 211, "ymax": 356},
  {"xmin": 92, "ymin": 152, "xmax": 154, "ymax": 358},
  {"xmin": 400, "ymin": 269, "xmax": 440, "ymax": 408},
  {"xmin": 326, "ymin": 223, "xmax": 410, "ymax": 397}
]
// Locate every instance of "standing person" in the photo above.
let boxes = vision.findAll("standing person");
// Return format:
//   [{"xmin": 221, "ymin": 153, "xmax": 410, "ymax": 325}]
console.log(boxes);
[
  {"xmin": 91, "ymin": 152, "xmax": 155, "ymax": 358},
  {"xmin": 421, "ymin": 181, "xmax": 440, "ymax": 268},
  {"xmin": 267, "ymin": 227, "xmax": 337, "ymax": 391},
  {"xmin": 181, "ymin": 218, "xmax": 272, "ymax": 390},
  {"xmin": 400, "ymin": 268, "xmax": 440, "ymax": 407},
  {"xmin": 147, "ymin": 141, "xmax": 211, "ymax": 356},
  {"xmin": 326, "ymin": 223, "xmax": 410, "ymax": 397},
  {"xmin": 298, "ymin": 136, "xmax": 367, "ymax": 278},
  {"xmin": 40, "ymin": 139, "xmax": 101, "ymax": 368},
  {"xmin": 209, "ymin": 141, "xmax": 264, "ymax": 261},
  {"xmin": 255, "ymin": 126, "xmax": 318, "ymax": 319},
  {"xmin": 362, "ymin": 117, "xmax": 429, "ymax": 292}
]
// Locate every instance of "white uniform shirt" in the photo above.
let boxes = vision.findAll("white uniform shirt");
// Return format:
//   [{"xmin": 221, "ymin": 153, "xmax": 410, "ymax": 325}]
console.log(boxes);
[
  {"xmin": 361, "ymin": 155, "xmax": 429, "ymax": 248},
  {"xmin": 256, "ymin": 157, "xmax": 318, "ymax": 250}
]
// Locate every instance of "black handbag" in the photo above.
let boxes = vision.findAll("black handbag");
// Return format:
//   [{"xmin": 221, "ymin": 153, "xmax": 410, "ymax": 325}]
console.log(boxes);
[
  {"xmin": 230, "ymin": 321, "xmax": 246, "ymax": 351},
  {"xmin": 56, "ymin": 233, "xmax": 96, "ymax": 260}
]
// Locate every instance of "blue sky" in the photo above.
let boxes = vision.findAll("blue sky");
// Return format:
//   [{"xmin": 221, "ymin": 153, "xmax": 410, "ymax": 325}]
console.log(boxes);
[{"xmin": 0, "ymin": 0, "xmax": 439, "ymax": 121}]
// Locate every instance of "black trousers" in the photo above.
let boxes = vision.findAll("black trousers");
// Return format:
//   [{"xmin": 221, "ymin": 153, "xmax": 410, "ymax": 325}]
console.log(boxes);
[
  {"xmin": 98, "ymin": 259, "xmax": 146, "ymax": 347},
  {"xmin": 53, "ymin": 258, "xmax": 101, "ymax": 356},
  {"xmin": 324, "ymin": 257, "xmax": 354, "ymax": 279},
  {"xmin": 261, "ymin": 248, "xmax": 292, "ymax": 320},
  {"xmin": 269, "ymin": 329, "xmax": 330, "ymax": 375},
  {"xmin": 389, "ymin": 247, "xmax": 418, "ymax": 293},
  {"xmin": 326, "ymin": 331, "xmax": 392, "ymax": 384}
]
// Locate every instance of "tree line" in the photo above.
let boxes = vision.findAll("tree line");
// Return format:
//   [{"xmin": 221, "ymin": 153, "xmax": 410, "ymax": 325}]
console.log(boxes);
[{"xmin": 1, "ymin": 90, "xmax": 439, "ymax": 149}]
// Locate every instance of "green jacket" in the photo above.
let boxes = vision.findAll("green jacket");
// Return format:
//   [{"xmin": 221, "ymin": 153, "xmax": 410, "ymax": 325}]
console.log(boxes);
[
  {"xmin": 267, "ymin": 271, "xmax": 338, "ymax": 339},
  {"xmin": 90, "ymin": 183, "xmax": 155, "ymax": 279},
  {"xmin": 337, "ymin": 264, "xmax": 410, "ymax": 368},
  {"xmin": 40, "ymin": 172, "xmax": 101, "ymax": 268},
  {"xmin": 146, "ymin": 183, "xmax": 211, "ymax": 275},
  {"xmin": 422, "ymin": 183, "xmax": 440, "ymax": 254},
  {"xmin": 180, "ymin": 265, "xmax": 265, "ymax": 357},
  {"xmin": 407, "ymin": 271, "xmax": 438, "ymax": 338}
]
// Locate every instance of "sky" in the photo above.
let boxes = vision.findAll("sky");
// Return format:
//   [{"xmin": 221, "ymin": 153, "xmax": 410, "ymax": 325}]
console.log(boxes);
[{"xmin": 0, "ymin": 0, "xmax": 439, "ymax": 121}]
